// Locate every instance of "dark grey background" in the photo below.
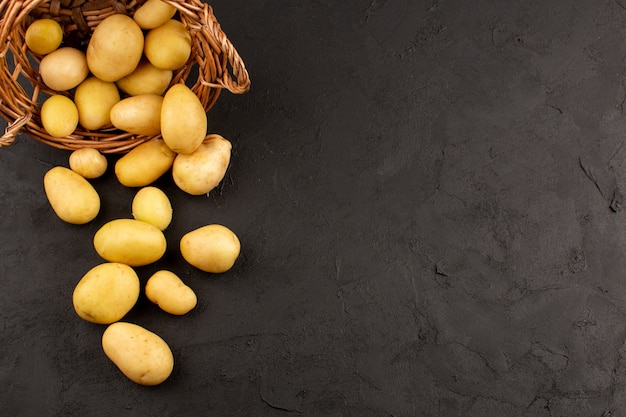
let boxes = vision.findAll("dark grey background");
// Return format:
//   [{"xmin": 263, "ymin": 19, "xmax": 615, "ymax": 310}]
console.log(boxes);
[{"xmin": 2, "ymin": 0, "xmax": 626, "ymax": 415}]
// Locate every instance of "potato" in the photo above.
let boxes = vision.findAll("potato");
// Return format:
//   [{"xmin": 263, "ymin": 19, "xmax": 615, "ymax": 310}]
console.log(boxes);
[
  {"xmin": 114, "ymin": 138, "xmax": 176, "ymax": 187},
  {"xmin": 39, "ymin": 47, "xmax": 89, "ymax": 91},
  {"xmin": 44, "ymin": 166, "xmax": 100, "ymax": 224},
  {"xmin": 86, "ymin": 14, "xmax": 144, "ymax": 82},
  {"xmin": 73, "ymin": 263, "xmax": 140, "ymax": 324},
  {"xmin": 102, "ymin": 322, "xmax": 174, "ymax": 386},
  {"xmin": 110, "ymin": 94, "xmax": 163, "ymax": 136},
  {"xmin": 133, "ymin": 0, "xmax": 177, "ymax": 29},
  {"xmin": 25, "ymin": 18, "xmax": 63, "ymax": 55},
  {"xmin": 132, "ymin": 186, "xmax": 172, "ymax": 230},
  {"xmin": 161, "ymin": 84, "xmax": 207, "ymax": 154},
  {"xmin": 144, "ymin": 19, "xmax": 191, "ymax": 70},
  {"xmin": 180, "ymin": 224, "xmax": 240, "ymax": 273},
  {"xmin": 116, "ymin": 59, "xmax": 173, "ymax": 96},
  {"xmin": 172, "ymin": 134, "xmax": 231, "ymax": 195},
  {"xmin": 40, "ymin": 95, "xmax": 79, "ymax": 138},
  {"xmin": 74, "ymin": 76, "xmax": 120, "ymax": 130},
  {"xmin": 69, "ymin": 148, "xmax": 108, "ymax": 179},
  {"xmin": 94, "ymin": 218, "xmax": 166, "ymax": 267},
  {"xmin": 145, "ymin": 270, "xmax": 197, "ymax": 315}
]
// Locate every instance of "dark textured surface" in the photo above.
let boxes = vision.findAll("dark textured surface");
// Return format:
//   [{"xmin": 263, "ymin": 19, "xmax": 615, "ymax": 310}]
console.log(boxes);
[{"xmin": 2, "ymin": 0, "xmax": 626, "ymax": 415}]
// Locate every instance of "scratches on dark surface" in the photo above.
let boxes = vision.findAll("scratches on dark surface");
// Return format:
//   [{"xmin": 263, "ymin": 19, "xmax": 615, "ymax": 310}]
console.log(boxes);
[
  {"xmin": 614, "ymin": 0, "xmax": 626, "ymax": 10},
  {"xmin": 579, "ymin": 155, "xmax": 622, "ymax": 211}
]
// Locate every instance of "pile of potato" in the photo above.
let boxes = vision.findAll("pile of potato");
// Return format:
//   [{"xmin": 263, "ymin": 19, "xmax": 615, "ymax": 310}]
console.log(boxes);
[{"xmin": 29, "ymin": 0, "xmax": 242, "ymax": 386}]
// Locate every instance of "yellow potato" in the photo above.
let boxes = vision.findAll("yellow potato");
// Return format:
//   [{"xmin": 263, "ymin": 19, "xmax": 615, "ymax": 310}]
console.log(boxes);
[
  {"xmin": 116, "ymin": 59, "xmax": 173, "ymax": 96},
  {"xmin": 132, "ymin": 186, "xmax": 172, "ymax": 230},
  {"xmin": 86, "ymin": 14, "xmax": 144, "ymax": 82},
  {"xmin": 161, "ymin": 84, "xmax": 207, "ymax": 154},
  {"xmin": 73, "ymin": 263, "xmax": 140, "ymax": 324},
  {"xmin": 133, "ymin": 0, "xmax": 177, "ymax": 29},
  {"xmin": 74, "ymin": 76, "xmax": 120, "ymax": 130},
  {"xmin": 102, "ymin": 322, "xmax": 174, "ymax": 386},
  {"xmin": 115, "ymin": 138, "xmax": 176, "ymax": 187},
  {"xmin": 180, "ymin": 224, "xmax": 240, "ymax": 273},
  {"xmin": 40, "ymin": 95, "xmax": 79, "ymax": 138},
  {"xmin": 94, "ymin": 218, "xmax": 166, "ymax": 267},
  {"xmin": 25, "ymin": 18, "xmax": 63, "ymax": 55},
  {"xmin": 69, "ymin": 148, "xmax": 108, "ymax": 179},
  {"xmin": 39, "ymin": 47, "xmax": 89, "ymax": 91},
  {"xmin": 172, "ymin": 134, "xmax": 231, "ymax": 195},
  {"xmin": 144, "ymin": 19, "xmax": 191, "ymax": 70},
  {"xmin": 44, "ymin": 166, "xmax": 100, "ymax": 224},
  {"xmin": 110, "ymin": 94, "xmax": 163, "ymax": 136},
  {"xmin": 145, "ymin": 270, "xmax": 197, "ymax": 315}
]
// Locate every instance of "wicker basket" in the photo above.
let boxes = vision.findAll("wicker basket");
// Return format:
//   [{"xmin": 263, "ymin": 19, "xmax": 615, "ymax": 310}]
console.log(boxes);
[{"xmin": 0, "ymin": 0, "xmax": 250, "ymax": 153}]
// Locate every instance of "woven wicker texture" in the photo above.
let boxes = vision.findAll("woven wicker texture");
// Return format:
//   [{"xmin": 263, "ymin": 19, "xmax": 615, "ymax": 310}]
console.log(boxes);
[{"xmin": 0, "ymin": 0, "xmax": 250, "ymax": 153}]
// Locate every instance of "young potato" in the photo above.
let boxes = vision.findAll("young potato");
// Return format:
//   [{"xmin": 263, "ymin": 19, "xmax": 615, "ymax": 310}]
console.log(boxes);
[
  {"xmin": 86, "ymin": 14, "xmax": 144, "ymax": 82},
  {"xmin": 180, "ymin": 224, "xmax": 240, "ymax": 273},
  {"xmin": 73, "ymin": 263, "xmax": 140, "ymax": 324},
  {"xmin": 116, "ymin": 59, "xmax": 173, "ymax": 96},
  {"xmin": 145, "ymin": 270, "xmax": 197, "ymax": 315},
  {"xmin": 133, "ymin": 0, "xmax": 177, "ymax": 29},
  {"xmin": 114, "ymin": 138, "xmax": 176, "ymax": 187},
  {"xmin": 161, "ymin": 84, "xmax": 207, "ymax": 154},
  {"xmin": 132, "ymin": 186, "xmax": 172, "ymax": 230},
  {"xmin": 44, "ymin": 166, "xmax": 100, "ymax": 224},
  {"xmin": 172, "ymin": 134, "xmax": 231, "ymax": 195},
  {"xmin": 41, "ymin": 95, "xmax": 79, "ymax": 138},
  {"xmin": 25, "ymin": 18, "xmax": 63, "ymax": 55},
  {"xmin": 110, "ymin": 94, "xmax": 163, "ymax": 136},
  {"xmin": 69, "ymin": 148, "xmax": 108, "ymax": 179},
  {"xmin": 94, "ymin": 218, "xmax": 166, "ymax": 267},
  {"xmin": 144, "ymin": 19, "xmax": 191, "ymax": 70},
  {"xmin": 39, "ymin": 47, "xmax": 89, "ymax": 91},
  {"xmin": 74, "ymin": 76, "xmax": 120, "ymax": 130},
  {"xmin": 102, "ymin": 322, "xmax": 174, "ymax": 386}
]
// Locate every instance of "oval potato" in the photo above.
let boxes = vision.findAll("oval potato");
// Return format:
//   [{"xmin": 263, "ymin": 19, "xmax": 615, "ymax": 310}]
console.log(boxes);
[
  {"xmin": 114, "ymin": 138, "xmax": 176, "ymax": 187},
  {"xmin": 132, "ymin": 186, "xmax": 172, "ymax": 230},
  {"xmin": 94, "ymin": 218, "xmax": 166, "ymax": 266},
  {"xmin": 74, "ymin": 76, "xmax": 120, "ymax": 130},
  {"xmin": 180, "ymin": 224, "xmax": 240, "ymax": 273},
  {"xmin": 102, "ymin": 322, "xmax": 174, "ymax": 386},
  {"xmin": 145, "ymin": 270, "xmax": 197, "ymax": 315},
  {"xmin": 116, "ymin": 59, "xmax": 173, "ymax": 96},
  {"xmin": 172, "ymin": 134, "xmax": 231, "ymax": 195},
  {"xmin": 44, "ymin": 166, "xmax": 100, "ymax": 224},
  {"xmin": 161, "ymin": 83, "xmax": 207, "ymax": 155},
  {"xmin": 73, "ymin": 263, "xmax": 140, "ymax": 324},
  {"xmin": 86, "ymin": 14, "xmax": 144, "ymax": 82},
  {"xmin": 25, "ymin": 18, "xmax": 63, "ymax": 55},
  {"xmin": 133, "ymin": 0, "xmax": 177, "ymax": 29},
  {"xmin": 144, "ymin": 19, "xmax": 191, "ymax": 70},
  {"xmin": 69, "ymin": 148, "xmax": 108, "ymax": 179},
  {"xmin": 39, "ymin": 47, "xmax": 89, "ymax": 91},
  {"xmin": 41, "ymin": 95, "xmax": 79, "ymax": 138},
  {"xmin": 110, "ymin": 94, "xmax": 163, "ymax": 136}
]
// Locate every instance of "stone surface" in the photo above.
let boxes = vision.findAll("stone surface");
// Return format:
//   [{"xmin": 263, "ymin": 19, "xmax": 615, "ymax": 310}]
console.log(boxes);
[{"xmin": 2, "ymin": 0, "xmax": 626, "ymax": 415}]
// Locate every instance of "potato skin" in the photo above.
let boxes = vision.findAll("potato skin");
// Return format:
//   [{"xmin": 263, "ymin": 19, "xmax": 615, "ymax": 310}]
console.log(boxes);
[
  {"xmin": 115, "ymin": 138, "xmax": 176, "ymax": 187},
  {"xmin": 116, "ymin": 59, "xmax": 173, "ymax": 96},
  {"xmin": 180, "ymin": 224, "xmax": 240, "ymax": 273},
  {"xmin": 161, "ymin": 83, "xmax": 207, "ymax": 155},
  {"xmin": 133, "ymin": 0, "xmax": 177, "ymax": 29},
  {"xmin": 74, "ymin": 76, "xmax": 120, "ymax": 130},
  {"xmin": 93, "ymin": 218, "xmax": 166, "ymax": 267},
  {"xmin": 69, "ymin": 148, "xmax": 108, "ymax": 179},
  {"xmin": 102, "ymin": 322, "xmax": 174, "ymax": 386},
  {"xmin": 132, "ymin": 186, "xmax": 172, "ymax": 230},
  {"xmin": 172, "ymin": 134, "xmax": 231, "ymax": 195},
  {"xmin": 110, "ymin": 94, "xmax": 163, "ymax": 136},
  {"xmin": 144, "ymin": 19, "xmax": 191, "ymax": 70},
  {"xmin": 73, "ymin": 263, "xmax": 140, "ymax": 324},
  {"xmin": 41, "ymin": 95, "xmax": 79, "ymax": 138},
  {"xmin": 145, "ymin": 270, "xmax": 197, "ymax": 315},
  {"xmin": 39, "ymin": 47, "xmax": 89, "ymax": 91},
  {"xmin": 44, "ymin": 166, "xmax": 100, "ymax": 224},
  {"xmin": 86, "ymin": 14, "xmax": 144, "ymax": 82}
]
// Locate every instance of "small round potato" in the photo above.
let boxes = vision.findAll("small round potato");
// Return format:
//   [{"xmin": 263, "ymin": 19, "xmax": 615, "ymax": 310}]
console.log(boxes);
[
  {"xmin": 115, "ymin": 138, "xmax": 176, "ymax": 187},
  {"xmin": 39, "ymin": 47, "xmax": 89, "ymax": 91},
  {"xmin": 180, "ymin": 224, "xmax": 240, "ymax": 273},
  {"xmin": 102, "ymin": 322, "xmax": 174, "ymax": 386},
  {"xmin": 172, "ymin": 134, "xmax": 231, "ymax": 195},
  {"xmin": 133, "ymin": 0, "xmax": 177, "ymax": 29},
  {"xmin": 73, "ymin": 263, "xmax": 140, "ymax": 324},
  {"xmin": 145, "ymin": 270, "xmax": 197, "ymax": 315},
  {"xmin": 110, "ymin": 94, "xmax": 163, "ymax": 136},
  {"xmin": 116, "ymin": 59, "xmax": 173, "ymax": 96},
  {"xmin": 144, "ymin": 19, "xmax": 191, "ymax": 70},
  {"xmin": 69, "ymin": 148, "xmax": 108, "ymax": 179},
  {"xmin": 25, "ymin": 18, "xmax": 63, "ymax": 55},
  {"xmin": 94, "ymin": 218, "xmax": 167, "ymax": 267},
  {"xmin": 44, "ymin": 166, "xmax": 100, "ymax": 224},
  {"xmin": 132, "ymin": 186, "xmax": 172, "ymax": 230},
  {"xmin": 41, "ymin": 95, "xmax": 79, "ymax": 138},
  {"xmin": 74, "ymin": 76, "xmax": 120, "ymax": 130},
  {"xmin": 161, "ymin": 83, "xmax": 207, "ymax": 155}
]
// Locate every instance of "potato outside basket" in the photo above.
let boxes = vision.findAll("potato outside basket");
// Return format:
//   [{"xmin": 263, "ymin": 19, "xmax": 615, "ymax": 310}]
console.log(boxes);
[{"xmin": 0, "ymin": 0, "xmax": 250, "ymax": 153}]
